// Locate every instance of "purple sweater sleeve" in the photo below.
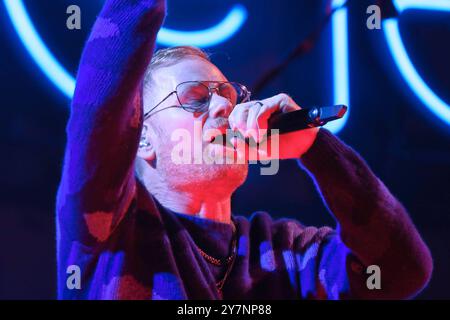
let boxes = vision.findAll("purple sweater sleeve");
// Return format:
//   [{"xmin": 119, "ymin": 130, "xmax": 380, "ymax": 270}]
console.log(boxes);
[
  {"xmin": 56, "ymin": 0, "xmax": 165, "ymax": 246},
  {"xmin": 299, "ymin": 128, "xmax": 433, "ymax": 298}
]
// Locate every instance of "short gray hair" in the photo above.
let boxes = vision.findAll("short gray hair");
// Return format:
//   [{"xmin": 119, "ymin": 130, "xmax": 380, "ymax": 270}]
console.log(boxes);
[{"xmin": 144, "ymin": 46, "xmax": 211, "ymax": 89}]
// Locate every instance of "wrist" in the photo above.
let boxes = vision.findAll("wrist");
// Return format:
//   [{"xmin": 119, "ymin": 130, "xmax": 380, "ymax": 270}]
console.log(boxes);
[{"xmin": 297, "ymin": 127, "xmax": 319, "ymax": 158}]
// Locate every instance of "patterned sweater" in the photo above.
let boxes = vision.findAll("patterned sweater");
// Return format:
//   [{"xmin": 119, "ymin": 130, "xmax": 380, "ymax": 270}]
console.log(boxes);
[{"xmin": 56, "ymin": 0, "xmax": 432, "ymax": 299}]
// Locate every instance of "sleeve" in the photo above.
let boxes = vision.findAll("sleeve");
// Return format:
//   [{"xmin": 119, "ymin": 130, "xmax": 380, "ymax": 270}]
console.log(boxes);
[
  {"xmin": 298, "ymin": 128, "xmax": 433, "ymax": 299},
  {"xmin": 56, "ymin": 0, "xmax": 166, "ymax": 247}
]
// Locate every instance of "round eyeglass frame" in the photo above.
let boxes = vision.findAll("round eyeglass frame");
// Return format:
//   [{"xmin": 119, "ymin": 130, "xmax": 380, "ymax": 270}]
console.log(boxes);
[{"xmin": 143, "ymin": 81, "xmax": 252, "ymax": 119}]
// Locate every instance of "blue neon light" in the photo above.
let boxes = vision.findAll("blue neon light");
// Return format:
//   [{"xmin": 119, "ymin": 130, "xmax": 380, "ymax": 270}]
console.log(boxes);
[
  {"xmin": 4, "ymin": 0, "xmax": 76, "ymax": 98},
  {"xmin": 383, "ymin": 0, "xmax": 450, "ymax": 126},
  {"xmin": 3, "ymin": 0, "xmax": 247, "ymax": 99},
  {"xmin": 326, "ymin": 0, "xmax": 350, "ymax": 134},
  {"xmin": 157, "ymin": 5, "xmax": 247, "ymax": 47},
  {"xmin": 394, "ymin": 0, "xmax": 450, "ymax": 13}
]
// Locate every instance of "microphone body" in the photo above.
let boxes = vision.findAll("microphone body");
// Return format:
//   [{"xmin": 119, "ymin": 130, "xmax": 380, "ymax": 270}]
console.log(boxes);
[{"xmin": 267, "ymin": 105, "xmax": 348, "ymax": 134}]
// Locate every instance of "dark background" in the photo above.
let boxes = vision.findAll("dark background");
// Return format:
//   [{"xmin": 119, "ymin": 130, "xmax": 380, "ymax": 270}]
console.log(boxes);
[{"xmin": 0, "ymin": 0, "xmax": 449, "ymax": 299}]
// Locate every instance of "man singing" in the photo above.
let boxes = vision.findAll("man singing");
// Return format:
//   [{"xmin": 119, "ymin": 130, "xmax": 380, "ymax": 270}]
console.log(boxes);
[{"xmin": 56, "ymin": 0, "xmax": 432, "ymax": 299}]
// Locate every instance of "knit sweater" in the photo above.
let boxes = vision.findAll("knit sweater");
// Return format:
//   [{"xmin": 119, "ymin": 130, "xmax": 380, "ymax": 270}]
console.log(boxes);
[{"xmin": 56, "ymin": 0, "xmax": 432, "ymax": 300}]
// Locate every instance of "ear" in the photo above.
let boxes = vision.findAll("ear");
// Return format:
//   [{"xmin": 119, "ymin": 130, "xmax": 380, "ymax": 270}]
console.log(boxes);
[{"xmin": 137, "ymin": 123, "xmax": 156, "ymax": 161}]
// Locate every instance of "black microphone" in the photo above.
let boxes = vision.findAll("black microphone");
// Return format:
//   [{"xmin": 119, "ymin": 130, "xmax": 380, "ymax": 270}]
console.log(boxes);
[{"xmin": 267, "ymin": 105, "xmax": 348, "ymax": 134}]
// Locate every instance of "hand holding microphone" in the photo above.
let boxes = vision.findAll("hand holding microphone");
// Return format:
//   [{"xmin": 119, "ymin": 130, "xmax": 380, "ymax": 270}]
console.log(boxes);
[{"xmin": 228, "ymin": 93, "xmax": 347, "ymax": 160}]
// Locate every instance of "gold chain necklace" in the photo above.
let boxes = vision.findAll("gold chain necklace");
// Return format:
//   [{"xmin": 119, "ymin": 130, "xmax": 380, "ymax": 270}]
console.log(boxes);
[{"xmin": 194, "ymin": 220, "xmax": 237, "ymax": 294}]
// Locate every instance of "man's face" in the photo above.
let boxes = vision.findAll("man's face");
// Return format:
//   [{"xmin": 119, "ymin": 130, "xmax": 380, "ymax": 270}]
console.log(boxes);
[{"xmin": 142, "ymin": 57, "xmax": 248, "ymax": 196}]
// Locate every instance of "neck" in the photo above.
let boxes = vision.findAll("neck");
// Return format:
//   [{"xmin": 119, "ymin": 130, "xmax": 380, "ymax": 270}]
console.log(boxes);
[
  {"xmin": 136, "ymin": 159, "xmax": 232, "ymax": 224},
  {"xmin": 157, "ymin": 192, "xmax": 232, "ymax": 224}
]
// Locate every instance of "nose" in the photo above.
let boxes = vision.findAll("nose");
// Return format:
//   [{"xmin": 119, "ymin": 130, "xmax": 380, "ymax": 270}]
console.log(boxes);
[{"xmin": 208, "ymin": 92, "xmax": 233, "ymax": 118}]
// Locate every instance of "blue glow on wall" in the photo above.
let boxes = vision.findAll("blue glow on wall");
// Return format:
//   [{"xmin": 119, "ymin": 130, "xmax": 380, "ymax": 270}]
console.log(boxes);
[
  {"xmin": 383, "ymin": 0, "xmax": 450, "ymax": 126},
  {"xmin": 4, "ymin": 0, "xmax": 76, "ymax": 98},
  {"xmin": 157, "ymin": 4, "xmax": 247, "ymax": 47},
  {"xmin": 394, "ymin": 0, "xmax": 450, "ymax": 13}
]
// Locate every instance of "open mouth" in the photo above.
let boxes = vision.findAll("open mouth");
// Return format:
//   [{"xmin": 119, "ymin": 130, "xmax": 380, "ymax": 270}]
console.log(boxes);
[
  {"xmin": 210, "ymin": 133, "xmax": 233, "ymax": 148},
  {"xmin": 209, "ymin": 129, "xmax": 252, "ymax": 150}
]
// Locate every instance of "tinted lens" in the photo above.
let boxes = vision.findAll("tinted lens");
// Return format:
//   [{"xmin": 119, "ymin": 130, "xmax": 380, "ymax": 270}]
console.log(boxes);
[
  {"xmin": 177, "ymin": 82, "xmax": 210, "ymax": 111},
  {"xmin": 218, "ymin": 82, "xmax": 239, "ymax": 105}
]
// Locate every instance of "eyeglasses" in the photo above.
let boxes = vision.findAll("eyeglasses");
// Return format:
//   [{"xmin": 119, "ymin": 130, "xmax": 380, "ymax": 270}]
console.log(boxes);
[{"xmin": 143, "ymin": 81, "xmax": 251, "ymax": 119}]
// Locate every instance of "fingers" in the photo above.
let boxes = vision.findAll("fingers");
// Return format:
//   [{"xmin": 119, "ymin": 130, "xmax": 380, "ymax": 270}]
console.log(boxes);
[
  {"xmin": 259, "ymin": 93, "xmax": 300, "ymax": 114},
  {"xmin": 228, "ymin": 101, "xmax": 261, "ymax": 142},
  {"xmin": 228, "ymin": 93, "xmax": 301, "ymax": 143},
  {"xmin": 228, "ymin": 101, "xmax": 252, "ymax": 139},
  {"xmin": 246, "ymin": 102, "xmax": 261, "ymax": 142}
]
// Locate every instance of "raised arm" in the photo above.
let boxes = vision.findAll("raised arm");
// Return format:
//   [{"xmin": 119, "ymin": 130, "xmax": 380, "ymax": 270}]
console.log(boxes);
[
  {"xmin": 299, "ymin": 129, "xmax": 433, "ymax": 299},
  {"xmin": 57, "ymin": 0, "xmax": 166, "ymax": 246}
]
